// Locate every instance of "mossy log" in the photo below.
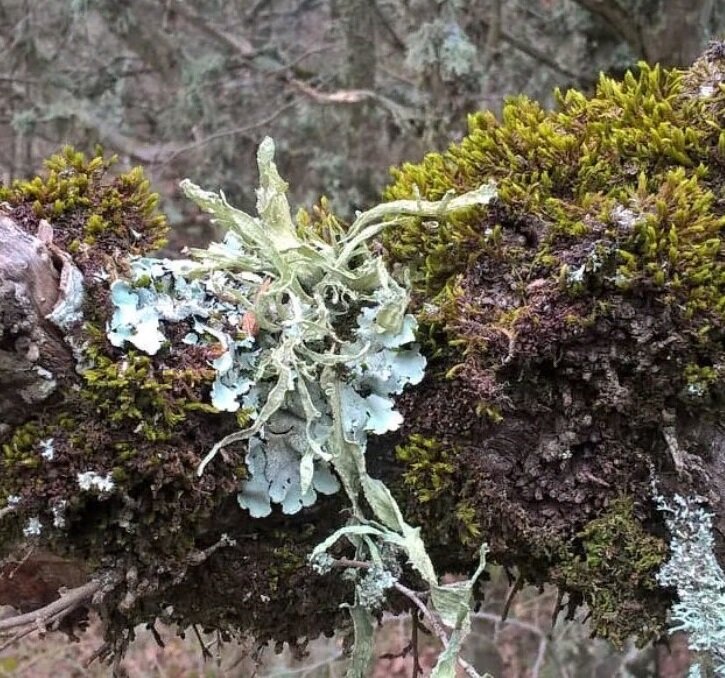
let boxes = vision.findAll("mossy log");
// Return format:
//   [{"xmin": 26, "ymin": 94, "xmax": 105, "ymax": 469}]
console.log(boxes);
[{"xmin": 0, "ymin": 46, "xmax": 723, "ymax": 665}]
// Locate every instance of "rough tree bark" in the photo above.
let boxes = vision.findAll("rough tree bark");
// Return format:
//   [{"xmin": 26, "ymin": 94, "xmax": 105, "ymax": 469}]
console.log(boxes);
[{"xmin": 0, "ymin": 44, "xmax": 723, "ymax": 673}]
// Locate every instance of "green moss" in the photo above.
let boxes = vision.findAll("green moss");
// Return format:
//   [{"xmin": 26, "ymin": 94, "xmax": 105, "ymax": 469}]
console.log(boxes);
[
  {"xmin": 0, "ymin": 145, "xmax": 168, "ymax": 258},
  {"xmin": 1, "ymin": 422, "xmax": 43, "ymax": 488},
  {"xmin": 80, "ymin": 344, "xmax": 216, "ymax": 442},
  {"xmin": 454, "ymin": 502, "xmax": 483, "ymax": 547},
  {"xmin": 383, "ymin": 62, "xmax": 723, "ymax": 324},
  {"xmin": 553, "ymin": 498, "xmax": 667, "ymax": 646},
  {"xmin": 295, "ymin": 196, "xmax": 347, "ymax": 245},
  {"xmin": 395, "ymin": 435, "xmax": 456, "ymax": 503},
  {"xmin": 684, "ymin": 363, "xmax": 720, "ymax": 385}
]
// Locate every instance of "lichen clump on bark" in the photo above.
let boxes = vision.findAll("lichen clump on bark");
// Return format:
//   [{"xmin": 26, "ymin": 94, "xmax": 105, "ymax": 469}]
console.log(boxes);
[
  {"xmin": 0, "ymin": 48, "xmax": 722, "ymax": 658},
  {"xmin": 386, "ymin": 50, "xmax": 723, "ymax": 643},
  {"xmin": 0, "ymin": 148, "xmax": 349, "ymax": 652}
]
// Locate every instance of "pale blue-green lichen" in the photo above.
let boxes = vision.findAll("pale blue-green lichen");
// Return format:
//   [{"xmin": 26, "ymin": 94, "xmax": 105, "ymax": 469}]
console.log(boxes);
[
  {"xmin": 104, "ymin": 138, "xmax": 491, "ymax": 530},
  {"xmin": 177, "ymin": 138, "xmax": 494, "ymax": 677},
  {"xmin": 656, "ymin": 492, "xmax": 725, "ymax": 675}
]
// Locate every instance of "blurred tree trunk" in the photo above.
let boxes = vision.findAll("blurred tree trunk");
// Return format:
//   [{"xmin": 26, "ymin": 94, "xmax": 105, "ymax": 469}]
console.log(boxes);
[{"xmin": 332, "ymin": 0, "xmax": 378, "ymax": 206}]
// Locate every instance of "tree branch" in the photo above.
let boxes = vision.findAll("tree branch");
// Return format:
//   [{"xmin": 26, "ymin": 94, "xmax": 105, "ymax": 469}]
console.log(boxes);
[
  {"xmin": 0, "ymin": 579, "xmax": 100, "ymax": 632},
  {"xmin": 171, "ymin": 1, "xmax": 257, "ymax": 59}
]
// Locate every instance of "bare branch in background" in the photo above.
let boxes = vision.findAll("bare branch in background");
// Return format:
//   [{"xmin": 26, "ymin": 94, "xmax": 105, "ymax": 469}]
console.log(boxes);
[
  {"xmin": 0, "ymin": 579, "xmax": 101, "ymax": 632},
  {"xmin": 157, "ymin": 99, "xmax": 300, "ymax": 167}
]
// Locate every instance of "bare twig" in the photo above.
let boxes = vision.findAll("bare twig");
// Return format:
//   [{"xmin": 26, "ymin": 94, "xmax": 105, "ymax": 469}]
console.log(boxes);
[
  {"xmin": 485, "ymin": 0, "xmax": 502, "ymax": 61},
  {"xmin": 83, "ymin": 641, "xmax": 111, "ymax": 668},
  {"xmin": 498, "ymin": 28, "xmax": 579, "ymax": 81},
  {"xmin": 551, "ymin": 587, "xmax": 564, "ymax": 629},
  {"xmin": 287, "ymin": 78, "xmax": 418, "ymax": 125},
  {"xmin": 172, "ymin": 1, "xmax": 257, "ymax": 59},
  {"xmin": 0, "ymin": 579, "xmax": 101, "ymax": 632},
  {"xmin": 501, "ymin": 572, "xmax": 524, "ymax": 621},
  {"xmin": 0, "ymin": 506, "xmax": 15, "ymax": 520},
  {"xmin": 147, "ymin": 621, "xmax": 165, "ymax": 648},
  {"xmin": 412, "ymin": 609, "xmax": 421, "ymax": 677},
  {"xmin": 186, "ymin": 533, "xmax": 237, "ymax": 567},
  {"xmin": 0, "ymin": 622, "xmax": 37, "ymax": 653},
  {"xmin": 158, "ymin": 100, "xmax": 299, "ymax": 168},
  {"xmin": 5, "ymin": 546, "xmax": 35, "ymax": 580},
  {"xmin": 192, "ymin": 623, "xmax": 213, "ymax": 661},
  {"xmin": 371, "ymin": 0, "xmax": 406, "ymax": 51}
]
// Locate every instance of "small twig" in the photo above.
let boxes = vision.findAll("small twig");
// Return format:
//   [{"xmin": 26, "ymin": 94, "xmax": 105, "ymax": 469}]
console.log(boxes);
[
  {"xmin": 186, "ymin": 533, "xmax": 237, "ymax": 567},
  {"xmin": 551, "ymin": 588, "xmax": 564, "ymax": 630},
  {"xmin": 6, "ymin": 546, "xmax": 35, "ymax": 580},
  {"xmin": 0, "ymin": 623, "xmax": 36, "ymax": 653},
  {"xmin": 411, "ymin": 608, "xmax": 421, "ymax": 677},
  {"xmin": 485, "ymin": 0, "xmax": 502, "ymax": 61},
  {"xmin": 0, "ymin": 506, "xmax": 15, "ymax": 520},
  {"xmin": 333, "ymin": 558, "xmax": 479, "ymax": 678},
  {"xmin": 192, "ymin": 624, "xmax": 213, "ymax": 661},
  {"xmin": 501, "ymin": 573, "xmax": 524, "ymax": 621},
  {"xmin": 371, "ymin": 0, "xmax": 406, "ymax": 51},
  {"xmin": 379, "ymin": 640, "xmax": 412, "ymax": 660},
  {"xmin": 147, "ymin": 621, "xmax": 165, "ymax": 648},
  {"xmin": 158, "ymin": 101, "xmax": 299, "ymax": 168},
  {"xmin": 83, "ymin": 641, "xmax": 111, "ymax": 668},
  {"xmin": 0, "ymin": 580, "xmax": 101, "ymax": 632}
]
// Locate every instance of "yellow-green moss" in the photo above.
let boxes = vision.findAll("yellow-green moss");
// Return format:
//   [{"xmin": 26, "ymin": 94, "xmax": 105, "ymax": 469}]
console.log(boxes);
[
  {"xmin": 383, "ymin": 62, "xmax": 724, "ymax": 323},
  {"xmin": 1, "ymin": 422, "xmax": 43, "ymax": 482},
  {"xmin": 553, "ymin": 498, "xmax": 667, "ymax": 646},
  {"xmin": 395, "ymin": 435, "xmax": 456, "ymax": 503},
  {"xmin": 81, "ymin": 340, "xmax": 217, "ymax": 442},
  {"xmin": 0, "ymin": 145, "xmax": 168, "ymax": 256}
]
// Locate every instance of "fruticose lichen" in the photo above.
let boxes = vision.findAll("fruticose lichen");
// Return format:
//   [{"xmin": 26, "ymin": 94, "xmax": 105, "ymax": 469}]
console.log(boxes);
[
  {"xmin": 655, "ymin": 493, "xmax": 725, "ymax": 676},
  {"xmin": 0, "ymin": 137, "xmax": 493, "ymax": 673}
]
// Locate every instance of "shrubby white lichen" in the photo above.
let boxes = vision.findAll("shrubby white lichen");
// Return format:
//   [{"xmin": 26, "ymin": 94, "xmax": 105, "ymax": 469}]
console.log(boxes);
[
  {"xmin": 22, "ymin": 516, "xmax": 42, "ymax": 537},
  {"xmin": 656, "ymin": 492, "xmax": 725, "ymax": 675},
  {"xmin": 52, "ymin": 500, "xmax": 67, "ymax": 529},
  {"xmin": 39, "ymin": 437, "xmax": 54, "ymax": 461}
]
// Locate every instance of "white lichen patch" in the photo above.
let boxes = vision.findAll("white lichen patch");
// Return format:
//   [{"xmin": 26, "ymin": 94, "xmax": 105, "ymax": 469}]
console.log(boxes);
[
  {"xmin": 39, "ymin": 437, "xmax": 55, "ymax": 461},
  {"xmin": 51, "ymin": 500, "xmax": 67, "ymax": 529},
  {"xmin": 46, "ymin": 256, "xmax": 85, "ymax": 330},
  {"xmin": 77, "ymin": 471, "xmax": 115, "ymax": 494},
  {"xmin": 22, "ymin": 516, "xmax": 42, "ymax": 537},
  {"xmin": 655, "ymin": 492, "xmax": 725, "ymax": 675}
]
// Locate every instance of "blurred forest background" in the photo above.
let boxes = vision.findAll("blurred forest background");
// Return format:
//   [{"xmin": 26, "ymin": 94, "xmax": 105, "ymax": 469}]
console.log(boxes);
[
  {"xmin": 2, "ymin": 0, "xmax": 724, "ymax": 243},
  {"xmin": 0, "ymin": 0, "xmax": 723, "ymax": 675}
]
